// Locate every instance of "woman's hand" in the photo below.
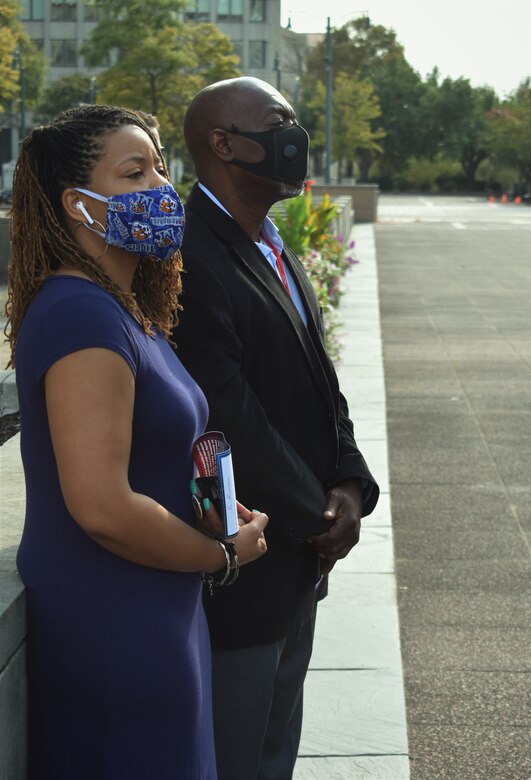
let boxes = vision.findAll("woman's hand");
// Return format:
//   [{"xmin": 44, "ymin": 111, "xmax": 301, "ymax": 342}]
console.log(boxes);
[
  {"xmin": 191, "ymin": 482, "xmax": 259, "ymax": 537},
  {"xmin": 232, "ymin": 511, "xmax": 268, "ymax": 565},
  {"xmin": 199, "ymin": 495, "xmax": 268, "ymax": 565}
]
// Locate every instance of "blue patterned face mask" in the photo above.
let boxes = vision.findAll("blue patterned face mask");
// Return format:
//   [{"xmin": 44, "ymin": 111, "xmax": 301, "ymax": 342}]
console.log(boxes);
[{"xmin": 74, "ymin": 183, "xmax": 185, "ymax": 261}]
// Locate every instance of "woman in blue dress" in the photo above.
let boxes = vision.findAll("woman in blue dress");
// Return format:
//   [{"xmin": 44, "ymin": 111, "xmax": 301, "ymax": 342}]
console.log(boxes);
[{"xmin": 5, "ymin": 105, "xmax": 268, "ymax": 780}]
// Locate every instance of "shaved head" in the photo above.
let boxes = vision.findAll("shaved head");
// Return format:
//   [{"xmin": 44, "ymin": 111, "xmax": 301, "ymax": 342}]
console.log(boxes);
[
  {"xmin": 183, "ymin": 77, "xmax": 306, "ymax": 225},
  {"xmin": 184, "ymin": 77, "xmax": 292, "ymax": 175}
]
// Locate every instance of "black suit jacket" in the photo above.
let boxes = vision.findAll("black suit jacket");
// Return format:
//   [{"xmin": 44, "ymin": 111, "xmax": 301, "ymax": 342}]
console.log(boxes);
[{"xmin": 174, "ymin": 184, "xmax": 379, "ymax": 649}]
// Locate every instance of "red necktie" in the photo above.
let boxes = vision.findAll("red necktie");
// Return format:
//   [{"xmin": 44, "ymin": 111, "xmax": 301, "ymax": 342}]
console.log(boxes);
[{"xmin": 261, "ymin": 234, "xmax": 291, "ymax": 296}]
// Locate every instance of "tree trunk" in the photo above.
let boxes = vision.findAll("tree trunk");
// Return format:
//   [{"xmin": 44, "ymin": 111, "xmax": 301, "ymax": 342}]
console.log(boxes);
[
  {"xmin": 461, "ymin": 146, "xmax": 487, "ymax": 189},
  {"xmin": 357, "ymin": 149, "xmax": 373, "ymax": 182}
]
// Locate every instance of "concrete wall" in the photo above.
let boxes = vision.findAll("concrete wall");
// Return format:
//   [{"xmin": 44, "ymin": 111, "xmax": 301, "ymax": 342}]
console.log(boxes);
[
  {"xmin": 0, "ymin": 434, "xmax": 27, "ymax": 780},
  {"xmin": 0, "ymin": 372, "xmax": 18, "ymax": 416},
  {"xmin": 311, "ymin": 184, "xmax": 379, "ymax": 224}
]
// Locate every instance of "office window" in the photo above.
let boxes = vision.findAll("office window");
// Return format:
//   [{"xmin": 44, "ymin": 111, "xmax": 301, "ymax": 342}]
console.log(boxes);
[
  {"xmin": 217, "ymin": 0, "xmax": 242, "ymax": 21},
  {"xmin": 250, "ymin": 0, "xmax": 264, "ymax": 22},
  {"xmin": 20, "ymin": 0, "xmax": 44, "ymax": 20},
  {"xmin": 249, "ymin": 40, "xmax": 266, "ymax": 68},
  {"xmin": 231, "ymin": 40, "xmax": 243, "ymax": 64},
  {"xmin": 84, "ymin": 2, "xmax": 102, "ymax": 21},
  {"xmin": 185, "ymin": 0, "xmax": 210, "ymax": 20},
  {"xmin": 51, "ymin": 1, "xmax": 77, "ymax": 21},
  {"xmin": 51, "ymin": 39, "xmax": 78, "ymax": 67}
]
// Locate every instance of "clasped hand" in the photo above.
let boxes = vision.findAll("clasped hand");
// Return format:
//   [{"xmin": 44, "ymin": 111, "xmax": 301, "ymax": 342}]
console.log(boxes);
[{"xmin": 309, "ymin": 479, "xmax": 363, "ymax": 576}]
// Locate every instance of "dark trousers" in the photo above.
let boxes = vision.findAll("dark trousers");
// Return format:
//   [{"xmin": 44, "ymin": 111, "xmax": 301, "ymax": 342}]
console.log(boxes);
[{"xmin": 211, "ymin": 609, "xmax": 316, "ymax": 780}]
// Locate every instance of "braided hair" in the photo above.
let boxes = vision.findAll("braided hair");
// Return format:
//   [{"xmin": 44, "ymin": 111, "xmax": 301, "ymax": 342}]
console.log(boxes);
[{"xmin": 4, "ymin": 104, "xmax": 182, "ymax": 367}]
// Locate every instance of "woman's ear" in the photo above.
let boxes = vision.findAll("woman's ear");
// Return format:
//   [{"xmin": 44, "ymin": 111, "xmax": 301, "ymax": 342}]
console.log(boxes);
[
  {"xmin": 210, "ymin": 129, "xmax": 234, "ymax": 162},
  {"xmin": 62, "ymin": 188, "xmax": 91, "ymax": 223}
]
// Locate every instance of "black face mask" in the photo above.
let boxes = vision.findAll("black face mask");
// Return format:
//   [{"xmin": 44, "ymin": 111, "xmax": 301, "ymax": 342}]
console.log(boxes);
[{"xmin": 226, "ymin": 123, "xmax": 310, "ymax": 185}]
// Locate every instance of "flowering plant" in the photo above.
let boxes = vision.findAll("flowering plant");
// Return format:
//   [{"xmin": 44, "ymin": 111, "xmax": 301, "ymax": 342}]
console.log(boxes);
[{"xmin": 271, "ymin": 183, "xmax": 359, "ymax": 363}]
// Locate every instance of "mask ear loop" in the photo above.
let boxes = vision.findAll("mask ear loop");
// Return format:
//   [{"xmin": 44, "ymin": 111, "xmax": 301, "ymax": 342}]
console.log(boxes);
[
  {"xmin": 71, "ymin": 221, "xmax": 109, "ymax": 262},
  {"xmin": 73, "ymin": 200, "xmax": 107, "ymax": 240},
  {"xmin": 72, "ymin": 218, "xmax": 107, "ymax": 238},
  {"xmin": 72, "ymin": 201, "xmax": 109, "ymax": 261}
]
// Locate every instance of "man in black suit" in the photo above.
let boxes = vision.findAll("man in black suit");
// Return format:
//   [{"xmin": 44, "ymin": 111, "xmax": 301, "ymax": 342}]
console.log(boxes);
[{"xmin": 174, "ymin": 77, "xmax": 379, "ymax": 780}]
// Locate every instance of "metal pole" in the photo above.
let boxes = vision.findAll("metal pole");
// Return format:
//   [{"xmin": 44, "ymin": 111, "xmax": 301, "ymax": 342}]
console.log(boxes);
[
  {"xmin": 294, "ymin": 76, "xmax": 301, "ymax": 118},
  {"xmin": 89, "ymin": 76, "xmax": 97, "ymax": 104},
  {"xmin": 324, "ymin": 17, "xmax": 333, "ymax": 184},
  {"xmin": 19, "ymin": 64, "xmax": 26, "ymax": 140},
  {"xmin": 274, "ymin": 52, "xmax": 281, "ymax": 91}
]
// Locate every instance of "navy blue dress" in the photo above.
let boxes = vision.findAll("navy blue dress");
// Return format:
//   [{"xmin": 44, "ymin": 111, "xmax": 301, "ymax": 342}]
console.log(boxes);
[{"xmin": 16, "ymin": 277, "xmax": 216, "ymax": 779}]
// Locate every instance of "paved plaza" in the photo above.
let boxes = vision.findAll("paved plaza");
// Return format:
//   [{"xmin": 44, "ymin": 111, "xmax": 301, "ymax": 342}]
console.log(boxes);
[
  {"xmin": 296, "ymin": 194, "xmax": 531, "ymax": 779},
  {"xmin": 1, "ymin": 195, "xmax": 530, "ymax": 778}
]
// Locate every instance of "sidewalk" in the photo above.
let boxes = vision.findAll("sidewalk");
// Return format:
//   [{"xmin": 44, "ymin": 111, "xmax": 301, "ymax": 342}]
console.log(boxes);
[{"xmin": 295, "ymin": 224, "xmax": 410, "ymax": 779}]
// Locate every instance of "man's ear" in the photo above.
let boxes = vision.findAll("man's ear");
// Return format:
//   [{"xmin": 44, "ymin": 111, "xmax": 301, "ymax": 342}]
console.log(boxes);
[
  {"xmin": 62, "ymin": 188, "xmax": 91, "ymax": 223},
  {"xmin": 209, "ymin": 129, "xmax": 235, "ymax": 162}
]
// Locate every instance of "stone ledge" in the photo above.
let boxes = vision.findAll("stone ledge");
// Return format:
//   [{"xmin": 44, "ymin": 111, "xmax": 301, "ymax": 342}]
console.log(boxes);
[
  {"xmin": 0, "ymin": 645, "xmax": 28, "ymax": 780},
  {"xmin": 0, "ymin": 371, "xmax": 18, "ymax": 415},
  {"xmin": 0, "ymin": 434, "xmax": 25, "ymax": 660},
  {"xmin": 0, "ymin": 433, "xmax": 26, "ymax": 779}
]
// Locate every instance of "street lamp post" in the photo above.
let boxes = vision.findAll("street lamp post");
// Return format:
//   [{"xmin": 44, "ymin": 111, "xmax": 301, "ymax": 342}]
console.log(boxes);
[
  {"xmin": 324, "ymin": 17, "xmax": 333, "ymax": 184},
  {"xmin": 274, "ymin": 52, "xmax": 281, "ymax": 92},
  {"xmin": 12, "ymin": 48, "xmax": 26, "ymax": 144},
  {"xmin": 19, "ymin": 63, "xmax": 26, "ymax": 140}
]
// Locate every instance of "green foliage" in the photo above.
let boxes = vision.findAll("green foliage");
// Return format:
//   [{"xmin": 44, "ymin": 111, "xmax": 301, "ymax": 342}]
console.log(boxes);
[
  {"xmin": 486, "ymin": 79, "xmax": 531, "ymax": 186},
  {"xmin": 81, "ymin": 0, "xmax": 240, "ymax": 154},
  {"xmin": 272, "ymin": 187, "xmax": 358, "ymax": 363},
  {"xmin": 392, "ymin": 157, "xmax": 462, "ymax": 192},
  {"xmin": 301, "ymin": 15, "xmax": 423, "ymax": 181},
  {"xmin": 271, "ymin": 191, "xmax": 312, "ymax": 256},
  {"xmin": 82, "ymin": 0, "xmax": 185, "ymax": 61},
  {"xmin": 33, "ymin": 74, "xmax": 93, "ymax": 123},
  {"xmin": 0, "ymin": 0, "xmax": 20, "ymax": 104},
  {"xmin": 0, "ymin": 0, "xmax": 45, "ymax": 111},
  {"xmin": 418, "ymin": 72, "xmax": 498, "ymax": 187},
  {"xmin": 306, "ymin": 72, "xmax": 384, "ymax": 177},
  {"xmin": 271, "ymin": 188, "xmax": 340, "ymax": 257}
]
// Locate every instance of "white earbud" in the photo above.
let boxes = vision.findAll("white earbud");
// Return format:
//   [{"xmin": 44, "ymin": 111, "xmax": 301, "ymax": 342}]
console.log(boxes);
[{"xmin": 75, "ymin": 201, "xmax": 94, "ymax": 225}]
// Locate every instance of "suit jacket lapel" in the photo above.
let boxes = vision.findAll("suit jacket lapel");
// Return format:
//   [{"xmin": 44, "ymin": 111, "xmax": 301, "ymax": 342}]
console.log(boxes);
[{"xmin": 186, "ymin": 185, "xmax": 339, "ymax": 420}]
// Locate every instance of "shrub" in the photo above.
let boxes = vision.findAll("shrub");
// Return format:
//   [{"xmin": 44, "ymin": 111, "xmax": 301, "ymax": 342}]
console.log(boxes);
[{"xmin": 272, "ymin": 184, "xmax": 358, "ymax": 363}]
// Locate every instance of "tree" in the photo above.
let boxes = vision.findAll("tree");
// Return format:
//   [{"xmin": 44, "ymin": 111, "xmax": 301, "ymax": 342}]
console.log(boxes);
[
  {"xmin": 301, "ymin": 16, "xmax": 424, "ymax": 181},
  {"xmin": 306, "ymin": 72, "xmax": 384, "ymax": 181},
  {"xmin": 0, "ymin": 0, "xmax": 45, "ymax": 115},
  {"xmin": 487, "ymin": 79, "xmax": 531, "ymax": 189},
  {"xmin": 82, "ymin": 0, "xmax": 240, "ymax": 154},
  {"xmin": 0, "ymin": 0, "xmax": 21, "ymax": 105},
  {"xmin": 419, "ymin": 73, "xmax": 498, "ymax": 188},
  {"xmin": 365, "ymin": 54, "xmax": 425, "ymax": 179},
  {"xmin": 33, "ymin": 74, "xmax": 94, "ymax": 124}
]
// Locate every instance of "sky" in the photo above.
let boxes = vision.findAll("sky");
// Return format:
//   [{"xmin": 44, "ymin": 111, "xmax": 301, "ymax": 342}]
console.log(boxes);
[{"xmin": 281, "ymin": 0, "xmax": 531, "ymax": 98}]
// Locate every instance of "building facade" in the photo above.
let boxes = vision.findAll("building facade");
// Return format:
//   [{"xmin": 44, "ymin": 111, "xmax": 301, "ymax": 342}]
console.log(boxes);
[{"xmin": 1, "ymin": 0, "xmax": 312, "ymax": 169}]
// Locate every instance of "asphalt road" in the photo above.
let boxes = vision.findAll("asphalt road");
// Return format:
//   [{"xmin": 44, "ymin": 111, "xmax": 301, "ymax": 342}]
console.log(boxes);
[{"xmin": 376, "ymin": 194, "xmax": 531, "ymax": 779}]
